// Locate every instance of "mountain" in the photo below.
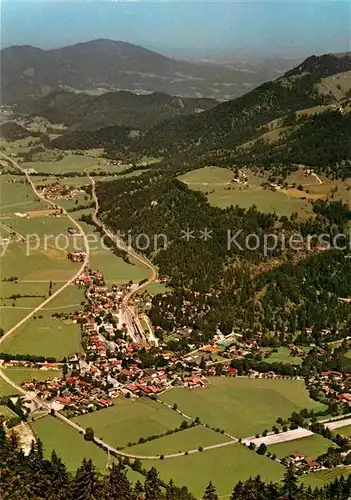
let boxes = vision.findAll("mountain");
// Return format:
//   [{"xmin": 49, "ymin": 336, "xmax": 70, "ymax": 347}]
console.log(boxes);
[
  {"xmin": 133, "ymin": 53, "xmax": 351, "ymax": 157},
  {"xmin": 1, "ymin": 38, "xmax": 293, "ymax": 103},
  {"xmin": 15, "ymin": 90, "xmax": 218, "ymax": 130}
]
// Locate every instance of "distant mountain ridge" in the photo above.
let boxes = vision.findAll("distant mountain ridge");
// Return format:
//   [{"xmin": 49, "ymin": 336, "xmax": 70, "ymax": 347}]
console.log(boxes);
[{"xmin": 1, "ymin": 38, "xmax": 297, "ymax": 103}]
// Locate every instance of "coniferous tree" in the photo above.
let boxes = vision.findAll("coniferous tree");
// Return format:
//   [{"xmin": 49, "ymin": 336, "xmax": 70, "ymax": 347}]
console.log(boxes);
[
  {"xmin": 203, "ymin": 481, "xmax": 218, "ymax": 500},
  {"xmin": 71, "ymin": 459, "xmax": 99, "ymax": 500},
  {"xmin": 282, "ymin": 466, "xmax": 299, "ymax": 500},
  {"xmin": 144, "ymin": 467, "xmax": 162, "ymax": 500},
  {"xmin": 108, "ymin": 462, "xmax": 133, "ymax": 499}
]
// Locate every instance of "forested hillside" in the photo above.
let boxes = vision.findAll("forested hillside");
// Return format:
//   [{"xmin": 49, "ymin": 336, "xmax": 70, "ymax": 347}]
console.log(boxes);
[
  {"xmin": 16, "ymin": 90, "xmax": 218, "ymax": 130},
  {"xmin": 199, "ymin": 109, "xmax": 351, "ymax": 179},
  {"xmin": 97, "ymin": 173, "xmax": 351, "ymax": 345},
  {"xmin": 133, "ymin": 54, "xmax": 351, "ymax": 156}
]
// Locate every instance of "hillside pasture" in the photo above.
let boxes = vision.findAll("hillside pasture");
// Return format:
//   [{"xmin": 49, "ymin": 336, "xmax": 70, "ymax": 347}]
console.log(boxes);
[
  {"xmin": 178, "ymin": 167, "xmax": 313, "ymax": 218},
  {"xmin": 159, "ymin": 377, "xmax": 325, "ymax": 438}
]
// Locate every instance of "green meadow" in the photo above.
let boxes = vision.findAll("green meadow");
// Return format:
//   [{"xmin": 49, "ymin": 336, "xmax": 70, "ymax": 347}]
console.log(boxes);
[
  {"xmin": 178, "ymin": 166, "xmax": 313, "ymax": 218},
  {"xmin": 268, "ymin": 434, "xmax": 336, "ymax": 460},
  {"xmin": 73, "ymin": 397, "xmax": 184, "ymax": 449},
  {"xmin": 159, "ymin": 377, "xmax": 325, "ymax": 438}
]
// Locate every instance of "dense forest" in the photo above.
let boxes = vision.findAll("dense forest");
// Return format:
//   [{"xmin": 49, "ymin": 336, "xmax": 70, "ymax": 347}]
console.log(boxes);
[
  {"xmin": 1, "ymin": 423, "xmax": 350, "ymax": 500},
  {"xmin": 96, "ymin": 172, "xmax": 350, "ymax": 346}
]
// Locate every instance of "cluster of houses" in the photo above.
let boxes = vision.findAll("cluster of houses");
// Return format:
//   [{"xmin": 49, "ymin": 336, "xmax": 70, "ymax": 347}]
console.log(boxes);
[
  {"xmin": 307, "ymin": 370, "xmax": 351, "ymax": 408},
  {"xmin": 67, "ymin": 252, "xmax": 86, "ymax": 262},
  {"xmin": 287, "ymin": 452, "xmax": 321, "ymax": 471},
  {"xmin": 12, "ymin": 270, "xmax": 208, "ymax": 416},
  {"xmin": 41, "ymin": 183, "xmax": 83, "ymax": 201}
]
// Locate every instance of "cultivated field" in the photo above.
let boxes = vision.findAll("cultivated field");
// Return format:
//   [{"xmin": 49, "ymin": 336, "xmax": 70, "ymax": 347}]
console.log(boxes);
[
  {"xmin": 144, "ymin": 443, "xmax": 285, "ymax": 498},
  {"xmin": 268, "ymin": 434, "xmax": 336, "ymax": 460},
  {"xmin": 73, "ymin": 397, "xmax": 184, "ymax": 448},
  {"xmin": 159, "ymin": 377, "xmax": 325, "ymax": 438},
  {"xmin": 125, "ymin": 425, "xmax": 231, "ymax": 456}
]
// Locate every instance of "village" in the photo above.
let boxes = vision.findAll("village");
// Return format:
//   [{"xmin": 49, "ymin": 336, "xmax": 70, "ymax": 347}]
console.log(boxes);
[{"xmin": 2, "ymin": 265, "xmax": 350, "ymax": 421}]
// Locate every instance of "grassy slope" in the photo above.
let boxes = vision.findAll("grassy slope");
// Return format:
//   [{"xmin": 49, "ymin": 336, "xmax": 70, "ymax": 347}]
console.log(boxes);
[{"xmin": 178, "ymin": 167, "xmax": 313, "ymax": 218}]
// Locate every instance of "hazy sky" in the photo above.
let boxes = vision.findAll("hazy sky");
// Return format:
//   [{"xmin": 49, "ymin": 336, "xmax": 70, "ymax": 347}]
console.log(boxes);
[{"xmin": 1, "ymin": 1, "xmax": 350, "ymax": 58}]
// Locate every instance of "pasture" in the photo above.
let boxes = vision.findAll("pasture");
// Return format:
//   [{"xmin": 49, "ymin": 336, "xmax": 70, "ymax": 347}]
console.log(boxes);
[
  {"xmin": 0, "ymin": 242, "xmax": 80, "ymax": 282},
  {"xmin": 333, "ymin": 425, "xmax": 351, "ymax": 437},
  {"xmin": 20, "ymin": 154, "xmax": 100, "ymax": 174},
  {"xmin": 73, "ymin": 397, "xmax": 184, "ymax": 448},
  {"xmin": 178, "ymin": 167, "xmax": 313, "ymax": 218},
  {"xmin": 31, "ymin": 416, "xmax": 109, "ymax": 473},
  {"xmin": 0, "ymin": 281, "xmax": 77, "ymax": 332},
  {"xmin": 268, "ymin": 434, "xmax": 336, "ymax": 460},
  {"xmin": 125, "ymin": 425, "xmax": 231, "ymax": 456},
  {"xmin": 90, "ymin": 250, "xmax": 149, "ymax": 284},
  {"xmin": 0, "ymin": 404, "xmax": 17, "ymax": 418},
  {"xmin": 301, "ymin": 466, "xmax": 351, "ymax": 488},
  {"xmin": 0, "ymin": 377, "xmax": 20, "ymax": 397},
  {"xmin": 144, "ymin": 443, "xmax": 285, "ymax": 498},
  {"xmin": 3, "ymin": 368, "xmax": 62, "ymax": 385},
  {"xmin": 0, "ymin": 175, "xmax": 44, "ymax": 214},
  {"xmin": 1, "ymin": 312, "xmax": 83, "ymax": 359},
  {"xmin": 159, "ymin": 377, "xmax": 325, "ymax": 438},
  {"xmin": 262, "ymin": 347, "xmax": 303, "ymax": 365}
]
